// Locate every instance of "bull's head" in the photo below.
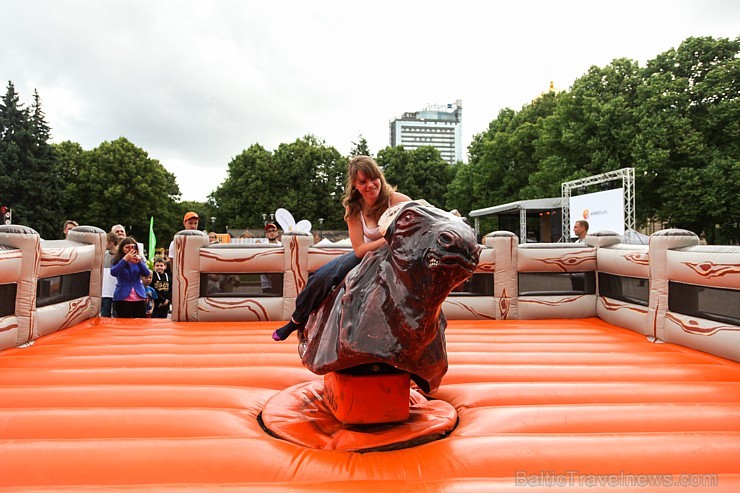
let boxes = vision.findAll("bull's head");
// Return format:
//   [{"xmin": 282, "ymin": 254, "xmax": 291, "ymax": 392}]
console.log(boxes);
[
  {"xmin": 383, "ymin": 202, "xmax": 480, "ymax": 303},
  {"xmin": 300, "ymin": 201, "xmax": 480, "ymax": 394}
]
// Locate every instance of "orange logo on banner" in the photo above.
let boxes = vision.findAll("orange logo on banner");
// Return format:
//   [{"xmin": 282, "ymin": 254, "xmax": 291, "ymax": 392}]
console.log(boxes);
[{"xmin": 582, "ymin": 209, "xmax": 590, "ymax": 219}]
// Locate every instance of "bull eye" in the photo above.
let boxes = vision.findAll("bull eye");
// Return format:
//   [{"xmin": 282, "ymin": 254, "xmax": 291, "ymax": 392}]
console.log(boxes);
[
  {"xmin": 400, "ymin": 211, "xmax": 415, "ymax": 223},
  {"xmin": 439, "ymin": 231, "xmax": 454, "ymax": 245}
]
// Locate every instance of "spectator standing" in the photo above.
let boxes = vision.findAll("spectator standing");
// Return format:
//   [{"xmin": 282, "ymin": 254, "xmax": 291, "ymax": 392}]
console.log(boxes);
[
  {"xmin": 571, "ymin": 220, "xmax": 590, "ymax": 291},
  {"xmin": 63, "ymin": 220, "xmax": 78, "ymax": 238},
  {"xmin": 142, "ymin": 272, "xmax": 157, "ymax": 317},
  {"xmin": 110, "ymin": 224, "xmax": 126, "ymax": 240},
  {"xmin": 110, "ymin": 224, "xmax": 144, "ymax": 257},
  {"xmin": 168, "ymin": 212, "xmax": 199, "ymax": 263},
  {"xmin": 151, "ymin": 257, "xmax": 172, "ymax": 318},
  {"xmin": 261, "ymin": 223, "xmax": 281, "ymax": 294},
  {"xmin": 573, "ymin": 220, "xmax": 589, "ymax": 243},
  {"xmin": 110, "ymin": 237, "xmax": 151, "ymax": 318},
  {"xmin": 264, "ymin": 223, "xmax": 280, "ymax": 244},
  {"xmin": 100, "ymin": 232, "xmax": 120, "ymax": 317}
]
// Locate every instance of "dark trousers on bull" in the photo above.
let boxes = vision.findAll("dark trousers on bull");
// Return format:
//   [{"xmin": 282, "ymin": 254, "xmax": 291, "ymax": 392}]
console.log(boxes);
[
  {"xmin": 292, "ymin": 251, "xmax": 362, "ymax": 324},
  {"xmin": 274, "ymin": 251, "xmax": 362, "ymax": 341}
]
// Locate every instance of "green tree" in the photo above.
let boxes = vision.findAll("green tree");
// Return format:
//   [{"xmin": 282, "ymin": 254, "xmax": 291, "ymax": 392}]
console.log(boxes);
[
  {"xmin": 273, "ymin": 136, "xmax": 346, "ymax": 229},
  {"xmin": 444, "ymin": 161, "xmax": 475, "ymax": 216},
  {"xmin": 659, "ymin": 157, "xmax": 739, "ymax": 243},
  {"xmin": 53, "ymin": 141, "xmax": 87, "ymax": 220},
  {"xmin": 0, "ymin": 82, "xmax": 63, "ymax": 238},
  {"xmin": 208, "ymin": 143, "xmax": 277, "ymax": 229},
  {"xmin": 209, "ymin": 136, "xmax": 347, "ymax": 231},
  {"xmin": 448, "ymin": 108, "xmax": 512, "ymax": 217},
  {"xmin": 350, "ymin": 134, "xmax": 371, "ymax": 157},
  {"xmin": 63, "ymin": 137, "xmax": 181, "ymax": 243},
  {"xmin": 377, "ymin": 146, "xmax": 455, "ymax": 209},
  {"xmin": 453, "ymin": 92, "xmax": 559, "ymax": 218},
  {"xmin": 635, "ymin": 36, "xmax": 739, "ymax": 241},
  {"xmin": 458, "ymin": 36, "xmax": 738, "ymax": 242}
]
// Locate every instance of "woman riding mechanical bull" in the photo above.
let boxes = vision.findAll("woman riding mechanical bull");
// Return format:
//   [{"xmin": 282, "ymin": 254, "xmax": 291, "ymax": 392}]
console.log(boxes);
[
  {"xmin": 272, "ymin": 155, "xmax": 412, "ymax": 341},
  {"xmin": 272, "ymin": 155, "xmax": 480, "ymax": 393}
]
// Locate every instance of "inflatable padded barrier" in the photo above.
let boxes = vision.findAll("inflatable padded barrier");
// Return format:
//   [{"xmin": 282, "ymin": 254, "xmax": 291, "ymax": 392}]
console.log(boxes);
[{"xmin": 1, "ymin": 317, "xmax": 739, "ymax": 491}]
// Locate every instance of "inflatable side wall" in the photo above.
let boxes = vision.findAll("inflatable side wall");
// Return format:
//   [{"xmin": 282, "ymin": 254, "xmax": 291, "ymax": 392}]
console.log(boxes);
[
  {"xmin": 440, "ymin": 236, "xmax": 497, "ymax": 320},
  {"xmin": 516, "ymin": 241, "xmax": 597, "ymax": 319},
  {"xmin": 1, "ymin": 225, "xmax": 737, "ymax": 363},
  {"xmin": 663, "ymin": 241, "xmax": 740, "ymax": 361},
  {"xmin": 170, "ymin": 227, "xmax": 737, "ymax": 362},
  {"xmin": 172, "ymin": 230, "xmax": 316, "ymax": 322},
  {"xmin": 0, "ymin": 225, "xmax": 39, "ymax": 349},
  {"xmin": 0, "ymin": 225, "xmax": 105, "ymax": 350},
  {"xmin": 593, "ymin": 231, "xmax": 651, "ymax": 335}
]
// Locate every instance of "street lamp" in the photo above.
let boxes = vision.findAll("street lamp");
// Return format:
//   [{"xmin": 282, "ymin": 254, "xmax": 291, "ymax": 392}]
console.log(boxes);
[
  {"xmin": 262, "ymin": 213, "xmax": 267, "ymax": 225},
  {"xmin": 318, "ymin": 218, "xmax": 324, "ymax": 239},
  {"xmin": 210, "ymin": 217, "xmax": 216, "ymax": 231}
]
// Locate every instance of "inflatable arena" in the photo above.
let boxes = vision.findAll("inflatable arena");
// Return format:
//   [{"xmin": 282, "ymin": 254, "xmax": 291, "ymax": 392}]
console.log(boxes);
[{"xmin": 0, "ymin": 221, "xmax": 738, "ymax": 491}]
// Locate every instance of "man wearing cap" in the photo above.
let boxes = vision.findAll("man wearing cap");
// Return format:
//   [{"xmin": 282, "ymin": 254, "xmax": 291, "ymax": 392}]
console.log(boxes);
[
  {"xmin": 264, "ymin": 222, "xmax": 280, "ymax": 244},
  {"xmin": 168, "ymin": 212, "xmax": 200, "ymax": 262}
]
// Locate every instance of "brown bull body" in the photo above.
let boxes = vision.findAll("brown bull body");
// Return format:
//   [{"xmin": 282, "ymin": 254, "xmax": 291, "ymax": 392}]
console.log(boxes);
[{"xmin": 299, "ymin": 202, "xmax": 480, "ymax": 393}]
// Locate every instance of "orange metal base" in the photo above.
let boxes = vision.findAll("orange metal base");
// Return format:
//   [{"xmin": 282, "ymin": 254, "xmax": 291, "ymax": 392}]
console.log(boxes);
[
  {"xmin": 324, "ymin": 371, "xmax": 411, "ymax": 424},
  {"xmin": 262, "ymin": 380, "xmax": 457, "ymax": 451}
]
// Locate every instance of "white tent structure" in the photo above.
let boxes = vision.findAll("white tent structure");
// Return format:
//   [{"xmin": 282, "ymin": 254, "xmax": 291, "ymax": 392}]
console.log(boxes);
[{"xmin": 469, "ymin": 197, "xmax": 564, "ymax": 244}]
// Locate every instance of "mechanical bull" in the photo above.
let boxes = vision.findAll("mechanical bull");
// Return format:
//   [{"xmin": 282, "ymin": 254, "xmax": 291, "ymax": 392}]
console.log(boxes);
[{"xmin": 298, "ymin": 201, "xmax": 481, "ymax": 403}]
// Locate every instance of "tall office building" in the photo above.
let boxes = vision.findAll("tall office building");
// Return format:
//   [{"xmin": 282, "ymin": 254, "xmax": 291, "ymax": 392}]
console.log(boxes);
[{"xmin": 389, "ymin": 100, "xmax": 463, "ymax": 165}]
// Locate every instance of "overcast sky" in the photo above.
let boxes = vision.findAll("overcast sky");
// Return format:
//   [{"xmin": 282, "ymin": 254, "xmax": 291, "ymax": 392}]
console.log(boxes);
[{"xmin": 2, "ymin": 1, "xmax": 738, "ymax": 202}]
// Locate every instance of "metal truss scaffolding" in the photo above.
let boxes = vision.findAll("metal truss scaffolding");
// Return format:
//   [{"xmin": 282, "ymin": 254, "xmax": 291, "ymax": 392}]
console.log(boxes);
[{"xmin": 561, "ymin": 168, "xmax": 635, "ymax": 241}]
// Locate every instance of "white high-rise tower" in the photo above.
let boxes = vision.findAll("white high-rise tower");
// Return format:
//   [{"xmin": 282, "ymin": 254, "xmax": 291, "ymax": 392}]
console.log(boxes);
[{"xmin": 389, "ymin": 100, "xmax": 463, "ymax": 165}]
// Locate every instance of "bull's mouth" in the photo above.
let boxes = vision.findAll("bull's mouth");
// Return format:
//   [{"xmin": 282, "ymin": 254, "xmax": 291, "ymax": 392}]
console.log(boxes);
[{"xmin": 426, "ymin": 252, "xmax": 478, "ymax": 273}]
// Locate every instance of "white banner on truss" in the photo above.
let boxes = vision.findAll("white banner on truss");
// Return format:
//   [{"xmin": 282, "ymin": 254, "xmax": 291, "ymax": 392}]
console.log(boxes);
[{"xmin": 569, "ymin": 188, "xmax": 625, "ymax": 236}]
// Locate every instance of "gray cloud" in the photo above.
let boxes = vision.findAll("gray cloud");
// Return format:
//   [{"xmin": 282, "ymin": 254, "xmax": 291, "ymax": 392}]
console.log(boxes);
[{"xmin": 3, "ymin": 0, "xmax": 737, "ymax": 201}]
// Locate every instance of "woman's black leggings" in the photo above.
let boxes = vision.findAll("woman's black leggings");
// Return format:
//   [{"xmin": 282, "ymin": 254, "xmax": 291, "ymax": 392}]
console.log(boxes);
[{"xmin": 113, "ymin": 300, "xmax": 147, "ymax": 318}]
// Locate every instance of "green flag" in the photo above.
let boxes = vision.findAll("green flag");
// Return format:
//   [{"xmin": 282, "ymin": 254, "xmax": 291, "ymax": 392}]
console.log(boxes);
[{"xmin": 148, "ymin": 216, "xmax": 156, "ymax": 262}]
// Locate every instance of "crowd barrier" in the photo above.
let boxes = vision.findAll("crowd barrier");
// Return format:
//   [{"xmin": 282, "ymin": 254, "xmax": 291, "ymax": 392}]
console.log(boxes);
[
  {"xmin": 1, "ymin": 225, "xmax": 738, "ymax": 363},
  {"xmin": 0, "ymin": 225, "xmax": 105, "ymax": 350}
]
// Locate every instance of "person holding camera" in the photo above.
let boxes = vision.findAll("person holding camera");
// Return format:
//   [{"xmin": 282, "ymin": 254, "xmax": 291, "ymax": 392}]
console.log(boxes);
[{"xmin": 110, "ymin": 236, "xmax": 151, "ymax": 318}]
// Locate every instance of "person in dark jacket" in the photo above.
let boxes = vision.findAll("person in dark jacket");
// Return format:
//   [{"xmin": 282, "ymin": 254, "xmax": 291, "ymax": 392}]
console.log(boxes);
[{"xmin": 111, "ymin": 236, "xmax": 151, "ymax": 318}]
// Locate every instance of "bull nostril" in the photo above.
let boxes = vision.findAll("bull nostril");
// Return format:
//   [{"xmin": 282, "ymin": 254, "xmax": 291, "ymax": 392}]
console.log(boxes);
[{"xmin": 438, "ymin": 231, "xmax": 455, "ymax": 245}]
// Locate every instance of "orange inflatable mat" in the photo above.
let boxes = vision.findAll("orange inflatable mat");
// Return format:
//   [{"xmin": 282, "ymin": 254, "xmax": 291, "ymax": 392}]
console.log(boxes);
[{"xmin": 1, "ymin": 317, "xmax": 739, "ymax": 491}]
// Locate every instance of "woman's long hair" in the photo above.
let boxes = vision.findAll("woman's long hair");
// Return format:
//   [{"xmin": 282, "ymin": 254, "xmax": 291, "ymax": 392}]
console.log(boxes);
[
  {"xmin": 113, "ymin": 237, "xmax": 138, "ymax": 264},
  {"xmin": 341, "ymin": 155, "xmax": 395, "ymax": 222}
]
